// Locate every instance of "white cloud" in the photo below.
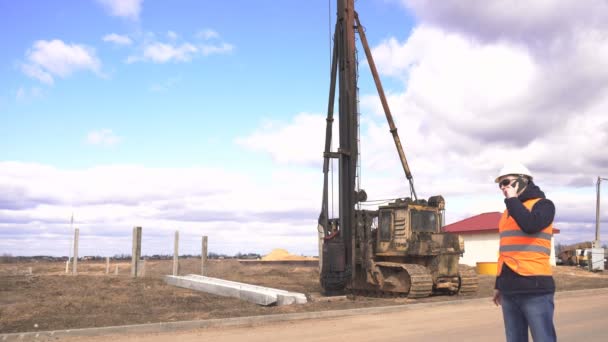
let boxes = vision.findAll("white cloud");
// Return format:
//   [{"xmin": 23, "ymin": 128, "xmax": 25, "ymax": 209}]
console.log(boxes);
[
  {"xmin": 97, "ymin": 0, "xmax": 143, "ymax": 20},
  {"xmin": 372, "ymin": 3, "xmax": 608, "ymax": 243},
  {"xmin": 402, "ymin": 0, "xmax": 608, "ymax": 45},
  {"xmin": 102, "ymin": 33, "xmax": 132, "ymax": 46},
  {"xmin": 126, "ymin": 32, "xmax": 234, "ymax": 64},
  {"xmin": 16, "ymin": 87, "xmax": 25, "ymax": 100},
  {"xmin": 0, "ymin": 162, "xmax": 323, "ymax": 256},
  {"xmin": 15, "ymin": 86, "xmax": 43, "ymax": 101},
  {"xmin": 236, "ymin": 113, "xmax": 325, "ymax": 166},
  {"xmin": 196, "ymin": 29, "xmax": 220, "ymax": 40},
  {"xmin": 201, "ymin": 43, "xmax": 234, "ymax": 56},
  {"xmin": 86, "ymin": 129, "xmax": 122, "ymax": 146},
  {"xmin": 167, "ymin": 31, "xmax": 178, "ymax": 40},
  {"xmin": 21, "ymin": 39, "xmax": 101, "ymax": 85},
  {"xmin": 231, "ymin": 2, "xmax": 608, "ymax": 247},
  {"xmin": 149, "ymin": 76, "xmax": 181, "ymax": 92},
  {"xmin": 142, "ymin": 42, "xmax": 197, "ymax": 63},
  {"xmin": 235, "ymin": 105, "xmax": 607, "ymax": 247},
  {"xmin": 21, "ymin": 63, "xmax": 53, "ymax": 85},
  {"xmin": 5, "ymin": 2, "xmax": 607, "ymax": 256},
  {"xmin": 362, "ymin": 7, "xmax": 608, "ymax": 187}
]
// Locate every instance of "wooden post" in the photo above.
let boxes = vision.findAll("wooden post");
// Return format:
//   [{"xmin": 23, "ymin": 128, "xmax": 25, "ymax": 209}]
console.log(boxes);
[
  {"xmin": 65, "ymin": 260, "xmax": 69, "ymax": 274},
  {"xmin": 131, "ymin": 226, "xmax": 142, "ymax": 278},
  {"xmin": 201, "ymin": 236, "xmax": 208, "ymax": 276},
  {"xmin": 114, "ymin": 265, "xmax": 119, "ymax": 275},
  {"xmin": 173, "ymin": 230, "xmax": 179, "ymax": 276},
  {"xmin": 105, "ymin": 257, "xmax": 110, "ymax": 275},
  {"xmin": 72, "ymin": 228, "xmax": 79, "ymax": 275}
]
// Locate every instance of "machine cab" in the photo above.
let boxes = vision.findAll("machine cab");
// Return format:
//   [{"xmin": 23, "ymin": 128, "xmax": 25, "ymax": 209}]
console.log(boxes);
[{"xmin": 376, "ymin": 196, "xmax": 444, "ymax": 255}]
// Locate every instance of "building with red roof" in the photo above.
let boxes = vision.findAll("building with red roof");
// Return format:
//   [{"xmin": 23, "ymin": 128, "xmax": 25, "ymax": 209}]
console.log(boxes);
[{"xmin": 443, "ymin": 212, "xmax": 559, "ymax": 267}]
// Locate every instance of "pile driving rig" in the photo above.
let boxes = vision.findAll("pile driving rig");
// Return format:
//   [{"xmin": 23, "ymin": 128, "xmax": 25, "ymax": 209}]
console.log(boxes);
[{"xmin": 317, "ymin": 0, "xmax": 478, "ymax": 298}]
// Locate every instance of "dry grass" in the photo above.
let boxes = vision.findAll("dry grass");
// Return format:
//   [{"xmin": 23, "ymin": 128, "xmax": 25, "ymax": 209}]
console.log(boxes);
[{"xmin": 1, "ymin": 260, "xmax": 606, "ymax": 334}]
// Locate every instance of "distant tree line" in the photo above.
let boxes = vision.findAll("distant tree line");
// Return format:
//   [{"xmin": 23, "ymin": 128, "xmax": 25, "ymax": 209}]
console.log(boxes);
[{"xmin": 0, "ymin": 252, "xmax": 262, "ymax": 263}]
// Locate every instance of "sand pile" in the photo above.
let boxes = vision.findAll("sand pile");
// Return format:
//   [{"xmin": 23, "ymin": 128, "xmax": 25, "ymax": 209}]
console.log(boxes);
[{"xmin": 261, "ymin": 249, "xmax": 317, "ymax": 261}]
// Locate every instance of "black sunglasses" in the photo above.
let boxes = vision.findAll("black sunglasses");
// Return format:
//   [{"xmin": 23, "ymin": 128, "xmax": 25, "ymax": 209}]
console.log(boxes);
[{"xmin": 499, "ymin": 179, "xmax": 515, "ymax": 188}]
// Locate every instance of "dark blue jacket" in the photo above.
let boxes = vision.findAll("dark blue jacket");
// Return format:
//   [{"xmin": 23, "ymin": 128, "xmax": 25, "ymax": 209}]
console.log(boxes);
[{"xmin": 495, "ymin": 181, "xmax": 556, "ymax": 294}]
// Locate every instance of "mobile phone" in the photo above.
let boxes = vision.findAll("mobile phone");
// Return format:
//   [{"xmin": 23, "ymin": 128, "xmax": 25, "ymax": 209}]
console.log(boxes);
[{"xmin": 512, "ymin": 177, "xmax": 525, "ymax": 193}]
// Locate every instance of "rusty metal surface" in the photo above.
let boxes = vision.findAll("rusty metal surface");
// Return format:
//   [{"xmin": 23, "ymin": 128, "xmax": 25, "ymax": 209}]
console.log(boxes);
[
  {"xmin": 319, "ymin": 24, "xmax": 339, "ymax": 238},
  {"xmin": 318, "ymin": 1, "xmax": 478, "ymax": 299}
]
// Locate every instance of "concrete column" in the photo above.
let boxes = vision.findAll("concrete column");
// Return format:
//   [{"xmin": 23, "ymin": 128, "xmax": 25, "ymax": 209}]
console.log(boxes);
[
  {"xmin": 105, "ymin": 257, "xmax": 110, "ymax": 274},
  {"xmin": 72, "ymin": 228, "xmax": 79, "ymax": 275},
  {"xmin": 131, "ymin": 226, "xmax": 142, "ymax": 278},
  {"xmin": 201, "ymin": 236, "xmax": 208, "ymax": 276},
  {"xmin": 138, "ymin": 259, "xmax": 146, "ymax": 277},
  {"xmin": 173, "ymin": 230, "xmax": 179, "ymax": 276}
]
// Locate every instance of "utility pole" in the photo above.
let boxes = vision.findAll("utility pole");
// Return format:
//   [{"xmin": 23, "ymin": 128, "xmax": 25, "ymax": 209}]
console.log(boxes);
[{"xmin": 595, "ymin": 177, "xmax": 608, "ymax": 248}]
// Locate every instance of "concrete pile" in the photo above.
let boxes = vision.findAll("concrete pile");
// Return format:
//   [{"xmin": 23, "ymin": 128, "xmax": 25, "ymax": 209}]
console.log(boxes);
[{"xmin": 164, "ymin": 274, "xmax": 307, "ymax": 306}]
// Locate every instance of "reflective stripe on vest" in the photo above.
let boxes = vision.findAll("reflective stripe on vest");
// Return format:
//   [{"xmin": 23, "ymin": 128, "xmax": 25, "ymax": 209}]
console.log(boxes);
[
  {"xmin": 499, "ymin": 230, "xmax": 552, "ymax": 241},
  {"xmin": 497, "ymin": 198, "xmax": 553, "ymax": 276},
  {"xmin": 499, "ymin": 244, "xmax": 552, "ymax": 255}
]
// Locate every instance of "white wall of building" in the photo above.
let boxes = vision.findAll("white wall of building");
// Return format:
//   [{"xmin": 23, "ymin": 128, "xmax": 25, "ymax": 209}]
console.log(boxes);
[
  {"xmin": 460, "ymin": 232, "xmax": 557, "ymax": 267},
  {"xmin": 460, "ymin": 233, "xmax": 500, "ymax": 267}
]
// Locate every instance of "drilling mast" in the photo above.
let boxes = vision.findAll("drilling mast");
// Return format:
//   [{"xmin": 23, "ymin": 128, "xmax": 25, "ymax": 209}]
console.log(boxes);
[
  {"xmin": 318, "ymin": 0, "xmax": 358, "ymax": 294},
  {"xmin": 318, "ymin": 0, "xmax": 421, "ymax": 295}
]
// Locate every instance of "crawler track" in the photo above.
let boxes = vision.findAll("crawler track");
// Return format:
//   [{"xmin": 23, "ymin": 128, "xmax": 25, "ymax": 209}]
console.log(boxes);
[
  {"xmin": 458, "ymin": 267, "xmax": 479, "ymax": 296},
  {"xmin": 401, "ymin": 264, "xmax": 433, "ymax": 298},
  {"xmin": 351, "ymin": 289, "xmax": 407, "ymax": 298}
]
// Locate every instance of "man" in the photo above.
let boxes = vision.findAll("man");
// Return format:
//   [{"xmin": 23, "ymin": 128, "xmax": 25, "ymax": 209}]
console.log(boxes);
[{"xmin": 492, "ymin": 162, "xmax": 556, "ymax": 342}]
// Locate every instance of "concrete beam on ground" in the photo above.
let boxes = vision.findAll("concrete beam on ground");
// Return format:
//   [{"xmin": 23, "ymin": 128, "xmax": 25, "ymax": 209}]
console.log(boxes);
[{"xmin": 164, "ymin": 274, "xmax": 307, "ymax": 306}]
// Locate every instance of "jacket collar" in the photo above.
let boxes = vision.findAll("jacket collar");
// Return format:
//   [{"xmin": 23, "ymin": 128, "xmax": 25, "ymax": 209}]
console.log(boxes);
[{"xmin": 518, "ymin": 180, "xmax": 546, "ymax": 202}]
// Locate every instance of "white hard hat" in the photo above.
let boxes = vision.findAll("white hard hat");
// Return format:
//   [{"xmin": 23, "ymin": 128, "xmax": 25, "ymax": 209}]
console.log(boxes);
[{"xmin": 495, "ymin": 162, "xmax": 533, "ymax": 183}]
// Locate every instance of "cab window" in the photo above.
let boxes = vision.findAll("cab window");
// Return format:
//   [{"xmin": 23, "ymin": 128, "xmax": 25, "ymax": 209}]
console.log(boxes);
[
  {"xmin": 378, "ymin": 210, "xmax": 392, "ymax": 241},
  {"xmin": 410, "ymin": 209, "xmax": 437, "ymax": 233}
]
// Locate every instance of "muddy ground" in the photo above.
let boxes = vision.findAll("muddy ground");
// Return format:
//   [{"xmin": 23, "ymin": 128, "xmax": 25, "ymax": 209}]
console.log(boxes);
[{"xmin": 1, "ymin": 259, "xmax": 607, "ymax": 334}]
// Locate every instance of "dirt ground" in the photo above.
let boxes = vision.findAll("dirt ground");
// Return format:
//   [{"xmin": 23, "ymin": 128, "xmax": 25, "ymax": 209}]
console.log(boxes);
[{"xmin": 1, "ymin": 259, "xmax": 608, "ymax": 334}]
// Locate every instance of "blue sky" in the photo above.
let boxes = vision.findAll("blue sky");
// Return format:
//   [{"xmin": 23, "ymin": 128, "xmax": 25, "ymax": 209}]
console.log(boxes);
[
  {"xmin": 1, "ymin": 0, "xmax": 412, "ymax": 169},
  {"xmin": 1, "ymin": 0, "xmax": 608, "ymax": 257}
]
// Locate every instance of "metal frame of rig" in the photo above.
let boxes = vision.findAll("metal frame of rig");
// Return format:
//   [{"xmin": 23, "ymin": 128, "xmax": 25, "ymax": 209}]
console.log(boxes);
[{"xmin": 317, "ymin": 0, "xmax": 478, "ymax": 298}]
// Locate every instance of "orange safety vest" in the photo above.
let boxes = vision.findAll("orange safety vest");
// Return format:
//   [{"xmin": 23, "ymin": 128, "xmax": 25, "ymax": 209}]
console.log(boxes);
[{"xmin": 497, "ymin": 198, "xmax": 553, "ymax": 276}]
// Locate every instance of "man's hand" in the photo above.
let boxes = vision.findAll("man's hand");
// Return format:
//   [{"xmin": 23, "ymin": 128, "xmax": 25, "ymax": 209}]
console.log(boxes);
[
  {"xmin": 492, "ymin": 289, "xmax": 501, "ymax": 306},
  {"xmin": 502, "ymin": 183, "xmax": 517, "ymax": 198}
]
